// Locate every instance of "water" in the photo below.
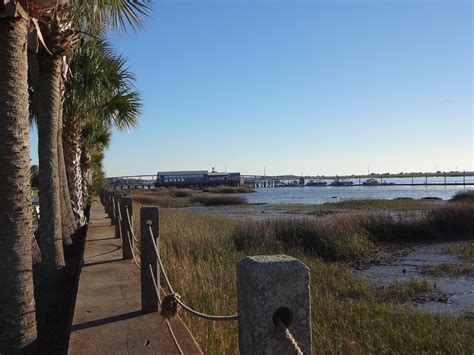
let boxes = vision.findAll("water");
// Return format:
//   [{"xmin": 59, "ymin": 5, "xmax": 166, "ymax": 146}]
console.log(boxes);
[
  {"xmin": 246, "ymin": 185, "xmax": 473, "ymax": 205},
  {"xmin": 356, "ymin": 243, "xmax": 474, "ymax": 315}
]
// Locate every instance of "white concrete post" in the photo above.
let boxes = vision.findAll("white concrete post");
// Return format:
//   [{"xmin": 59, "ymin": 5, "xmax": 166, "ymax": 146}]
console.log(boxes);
[{"xmin": 237, "ymin": 255, "xmax": 311, "ymax": 354}]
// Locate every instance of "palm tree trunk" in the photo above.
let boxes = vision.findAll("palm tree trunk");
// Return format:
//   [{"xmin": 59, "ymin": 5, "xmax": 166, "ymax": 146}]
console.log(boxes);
[
  {"xmin": 36, "ymin": 52, "xmax": 65, "ymax": 270},
  {"xmin": 81, "ymin": 148, "xmax": 92, "ymax": 206},
  {"xmin": 0, "ymin": 17, "xmax": 37, "ymax": 352},
  {"xmin": 58, "ymin": 123, "xmax": 74, "ymax": 245},
  {"xmin": 63, "ymin": 118, "xmax": 87, "ymax": 226},
  {"xmin": 58, "ymin": 129, "xmax": 73, "ymax": 245}
]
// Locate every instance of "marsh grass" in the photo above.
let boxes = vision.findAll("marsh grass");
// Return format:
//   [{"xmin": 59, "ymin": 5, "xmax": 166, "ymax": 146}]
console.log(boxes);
[
  {"xmin": 378, "ymin": 278, "xmax": 432, "ymax": 303},
  {"xmin": 190, "ymin": 194, "xmax": 248, "ymax": 206},
  {"xmin": 322, "ymin": 198, "xmax": 439, "ymax": 211},
  {"xmin": 128, "ymin": 206, "xmax": 474, "ymax": 354},
  {"xmin": 203, "ymin": 185, "xmax": 255, "ymax": 194},
  {"xmin": 421, "ymin": 263, "xmax": 474, "ymax": 276},
  {"xmin": 450, "ymin": 190, "xmax": 474, "ymax": 204},
  {"xmin": 128, "ymin": 198, "xmax": 474, "ymax": 353},
  {"xmin": 231, "ymin": 216, "xmax": 373, "ymax": 261},
  {"xmin": 446, "ymin": 241, "xmax": 474, "ymax": 262}
]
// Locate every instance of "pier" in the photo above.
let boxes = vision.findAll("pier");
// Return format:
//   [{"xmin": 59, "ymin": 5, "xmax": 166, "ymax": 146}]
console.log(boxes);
[{"xmin": 104, "ymin": 172, "xmax": 474, "ymax": 189}]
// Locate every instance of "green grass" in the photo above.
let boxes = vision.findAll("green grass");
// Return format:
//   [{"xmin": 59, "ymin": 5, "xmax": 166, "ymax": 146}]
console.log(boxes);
[
  {"xmin": 32, "ymin": 188, "xmax": 39, "ymax": 198},
  {"xmin": 421, "ymin": 263, "xmax": 474, "ymax": 276}
]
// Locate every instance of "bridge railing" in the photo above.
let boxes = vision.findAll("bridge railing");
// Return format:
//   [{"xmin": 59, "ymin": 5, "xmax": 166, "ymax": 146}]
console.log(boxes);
[{"xmin": 100, "ymin": 188, "xmax": 312, "ymax": 354}]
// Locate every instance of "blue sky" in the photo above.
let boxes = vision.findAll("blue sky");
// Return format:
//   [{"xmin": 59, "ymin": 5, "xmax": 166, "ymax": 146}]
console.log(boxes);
[{"xmin": 31, "ymin": 0, "xmax": 473, "ymax": 176}]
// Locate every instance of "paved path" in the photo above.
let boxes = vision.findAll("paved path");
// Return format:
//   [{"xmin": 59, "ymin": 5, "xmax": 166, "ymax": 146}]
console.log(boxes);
[{"xmin": 69, "ymin": 202, "xmax": 202, "ymax": 354}]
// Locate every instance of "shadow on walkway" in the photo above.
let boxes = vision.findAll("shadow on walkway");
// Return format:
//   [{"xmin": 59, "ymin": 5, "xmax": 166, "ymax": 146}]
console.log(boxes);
[{"xmin": 71, "ymin": 310, "xmax": 144, "ymax": 332}]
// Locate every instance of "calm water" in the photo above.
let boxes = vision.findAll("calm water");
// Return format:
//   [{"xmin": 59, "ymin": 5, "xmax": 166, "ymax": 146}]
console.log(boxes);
[{"xmin": 246, "ymin": 184, "xmax": 473, "ymax": 205}]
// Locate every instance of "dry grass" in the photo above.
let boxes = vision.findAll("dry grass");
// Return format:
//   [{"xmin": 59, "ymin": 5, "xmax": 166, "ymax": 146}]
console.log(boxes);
[
  {"xmin": 190, "ymin": 194, "xmax": 248, "ymax": 206},
  {"xmin": 450, "ymin": 190, "xmax": 474, "ymax": 204},
  {"xmin": 126, "ymin": 196, "xmax": 474, "ymax": 354},
  {"xmin": 445, "ymin": 241, "xmax": 474, "ymax": 262},
  {"xmin": 203, "ymin": 185, "xmax": 255, "ymax": 194},
  {"xmin": 322, "ymin": 198, "xmax": 439, "ymax": 211},
  {"xmin": 421, "ymin": 263, "xmax": 474, "ymax": 276}
]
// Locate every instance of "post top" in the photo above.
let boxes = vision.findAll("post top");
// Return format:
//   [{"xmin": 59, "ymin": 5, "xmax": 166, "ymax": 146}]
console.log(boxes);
[{"xmin": 238, "ymin": 255, "xmax": 309, "ymax": 273}]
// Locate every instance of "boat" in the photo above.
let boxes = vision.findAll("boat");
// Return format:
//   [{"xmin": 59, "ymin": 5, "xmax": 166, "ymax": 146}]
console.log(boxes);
[
  {"xmin": 305, "ymin": 180, "xmax": 327, "ymax": 187},
  {"xmin": 330, "ymin": 178, "xmax": 353, "ymax": 186},
  {"xmin": 362, "ymin": 178, "xmax": 381, "ymax": 186}
]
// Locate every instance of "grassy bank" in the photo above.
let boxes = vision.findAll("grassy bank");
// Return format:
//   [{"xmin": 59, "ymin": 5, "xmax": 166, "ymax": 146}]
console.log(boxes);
[
  {"xmin": 126, "ymin": 199, "xmax": 474, "ymax": 353},
  {"xmin": 450, "ymin": 190, "xmax": 474, "ymax": 204},
  {"xmin": 121, "ymin": 188, "xmax": 247, "ymax": 207},
  {"xmin": 203, "ymin": 185, "xmax": 255, "ymax": 194},
  {"xmin": 190, "ymin": 194, "xmax": 247, "ymax": 206}
]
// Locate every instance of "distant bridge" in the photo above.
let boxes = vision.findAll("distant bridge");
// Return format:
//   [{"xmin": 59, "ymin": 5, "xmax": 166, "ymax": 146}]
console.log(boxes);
[{"xmin": 105, "ymin": 171, "xmax": 474, "ymax": 189}]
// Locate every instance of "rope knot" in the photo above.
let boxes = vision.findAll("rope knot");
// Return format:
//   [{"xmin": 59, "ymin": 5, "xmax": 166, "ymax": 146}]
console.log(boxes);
[{"xmin": 161, "ymin": 293, "xmax": 180, "ymax": 320}]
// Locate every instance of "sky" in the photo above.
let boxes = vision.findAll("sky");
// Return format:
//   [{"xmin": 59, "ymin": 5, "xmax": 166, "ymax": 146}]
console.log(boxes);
[{"xmin": 30, "ymin": 0, "xmax": 473, "ymax": 177}]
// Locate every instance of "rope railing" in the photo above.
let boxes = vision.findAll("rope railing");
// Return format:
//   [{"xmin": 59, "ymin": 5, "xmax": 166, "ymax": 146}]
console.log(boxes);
[
  {"xmin": 126, "ymin": 230, "xmax": 141, "ymax": 269},
  {"xmin": 148, "ymin": 264, "xmax": 184, "ymax": 355},
  {"xmin": 100, "ymin": 190, "xmax": 312, "ymax": 354},
  {"xmin": 125, "ymin": 206, "xmax": 140, "ymax": 244},
  {"xmin": 147, "ymin": 225, "xmax": 239, "ymax": 322}
]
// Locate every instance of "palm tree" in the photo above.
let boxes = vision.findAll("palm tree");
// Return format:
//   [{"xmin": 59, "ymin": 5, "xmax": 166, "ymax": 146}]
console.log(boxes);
[
  {"xmin": 0, "ymin": 6, "xmax": 38, "ymax": 352},
  {"xmin": 63, "ymin": 38, "xmax": 141, "ymax": 215},
  {"xmin": 0, "ymin": 0, "xmax": 148, "ymax": 349},
  {"xmin": 33, "ymin": 1, "xmax": 149, "ymax": 269}
]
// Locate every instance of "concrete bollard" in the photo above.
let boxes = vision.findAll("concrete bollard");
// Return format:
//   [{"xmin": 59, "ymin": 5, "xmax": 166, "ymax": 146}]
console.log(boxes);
[
  {"xmin": 140, "ymin": 207, "xmax": 160, "ymax": 313},
  {"xmin": 104, "ymin": 190, "xmax": 110, "ymax": 214},
  {"xmin": 120, "ymin": 198, "xmax": 133, "ymax": 260},
  {"xmin": 109, "ymin": 194, "xmax": 115, "ymax": 224},
  {"xmin": 114, "ymin": 193, "xmax": 123, "ymax": 239},
  {"xmin": 237, "ymin": 255, "xmax": 311, "ymax": 355}
]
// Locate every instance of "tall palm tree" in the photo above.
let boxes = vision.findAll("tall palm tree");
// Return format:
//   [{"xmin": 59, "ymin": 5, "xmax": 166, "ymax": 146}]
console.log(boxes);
[
  {"xmin": 0, "ymin": 0, "xmax": 148, "ymax": 349},
  {"xmin": 0, "ymin": 4, "xmax": 39, "ymax": 351},
  {"xmin": 33, "ymin": 1, "xmax": 149, "ymax": 268},
  {"xmin": 63, "ymin": 38, "xmax": 141, "ymax": 215}
]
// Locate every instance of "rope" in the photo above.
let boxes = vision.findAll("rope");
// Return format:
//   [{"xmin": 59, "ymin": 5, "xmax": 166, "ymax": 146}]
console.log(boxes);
[
  {"xmin": 127, "ymin": 230, "xmax": 141, "ymax": 269},
  {"xmin": 125, "ymin": 206, "xmax": 140, "ymax": 244},
  {"xmin": 148, "ymin": 226, "xmax": 239, "ymax": 321},
  {"xmin": 275, "ymin": 318, "xmax": 304, "ymax": 355},
  {"xmin": 123, "ymin": 205, "xmax": 141, "ymax": 263},
  {"xmin": 149, "ymin": 264, "xmax": 184, "ymax": 355}
]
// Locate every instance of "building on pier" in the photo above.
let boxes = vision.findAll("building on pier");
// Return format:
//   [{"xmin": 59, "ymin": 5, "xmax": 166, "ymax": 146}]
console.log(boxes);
[{"xmin": 155, "ymin": 170, "xmax": 241, "ymax": 187}]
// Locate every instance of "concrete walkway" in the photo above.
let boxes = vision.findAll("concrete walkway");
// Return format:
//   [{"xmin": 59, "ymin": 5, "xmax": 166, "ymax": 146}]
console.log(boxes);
[{"xmin": 69, "ymin": 202, "xmax": 202, "ymax": 355}]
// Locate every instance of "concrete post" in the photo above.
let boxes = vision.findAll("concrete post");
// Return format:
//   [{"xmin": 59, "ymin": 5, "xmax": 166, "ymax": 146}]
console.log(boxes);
[
  {"xmin": 103, "ymin": 190, "xmax": 109, "ymax": 213},
  {"xmin": 140, "ymin": 207, "xmax": 160, "ymax": 313},
  {"xmin": 237, "ymin": 255, "xmax": 311, "ymax": 355},
  {"xmin": 114, "ymin": 193, "xmax": 123, "ymax": 239},
  {"xmin": 120, "ymin": 198, "xmax": 133, "ymax": 260},
  {"xmin": 109, "ymin": 194, "xmax": 115, "ymax": 224}
]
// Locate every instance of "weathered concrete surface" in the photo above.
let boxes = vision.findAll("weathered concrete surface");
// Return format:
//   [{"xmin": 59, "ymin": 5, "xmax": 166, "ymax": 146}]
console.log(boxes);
[
  {"xmin": 69, "ymin": 202, "xmax": 202, "ymax": 355},
  {"xmin": 237, "ymin": 255, "xmax": 311, "ymax": 355}
]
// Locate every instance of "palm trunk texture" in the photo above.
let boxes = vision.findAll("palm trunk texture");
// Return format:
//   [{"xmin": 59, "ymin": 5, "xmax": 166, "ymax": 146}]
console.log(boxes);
[
  {"xmin": 81, "ymin": 149, "xmax": 92, "ymax": 206},
  {"xmin": 36, "ymin": 52, "xmax": 65, "ymax": 270},
  {"xmin": 58, "ymin": 125, "xmax": 74, "ymax": 246},
  {"xmin": 0, "ymin": 17, "xmax": 37, "ymax": 352},
  {"xmin": 63, "ymin": 119, "xmax": 86, "ymax": 226}
]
